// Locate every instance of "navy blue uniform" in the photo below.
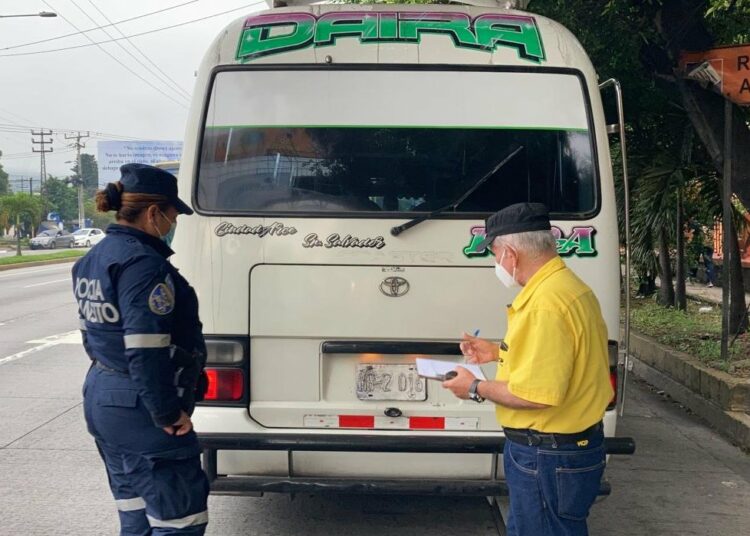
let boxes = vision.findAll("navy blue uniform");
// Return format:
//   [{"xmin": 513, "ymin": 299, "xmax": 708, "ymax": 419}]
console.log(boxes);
[{"xmin": 75, "ymin": 224, "xmax": 209, "ymax": 535}]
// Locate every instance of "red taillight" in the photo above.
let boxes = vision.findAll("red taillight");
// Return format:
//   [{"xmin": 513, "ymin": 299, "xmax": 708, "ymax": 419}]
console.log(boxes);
[
  {"xmin": 205, "ymin": 368, "xmax": 244, "ymax": 401},
  {"xmin": 608, "ymin": 366, "xmax": 618, "ymax": 410}
]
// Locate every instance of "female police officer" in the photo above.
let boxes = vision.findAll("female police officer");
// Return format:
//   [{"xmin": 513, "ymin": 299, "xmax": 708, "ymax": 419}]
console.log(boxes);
[{"xmin": 73, "ymin": 163, "xmax": 209, "ymax": 535}]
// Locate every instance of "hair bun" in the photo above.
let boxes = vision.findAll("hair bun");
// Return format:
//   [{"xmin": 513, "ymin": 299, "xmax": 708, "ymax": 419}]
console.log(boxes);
[{"xmin": 104, "ymin": 182, "xmax": 123, "ymax": 211}]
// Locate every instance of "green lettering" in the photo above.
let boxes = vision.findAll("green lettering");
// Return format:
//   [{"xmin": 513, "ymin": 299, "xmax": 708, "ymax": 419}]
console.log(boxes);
[
  {"xmin": 398, "ymin": 13, "xmax": 477, "ymax": 47},
  {"xmin": 379, "ymin": 13, "xmax": 398, "ymax": 40},
  {"xmin": 474, "ymin": 14, "xmax": 545, "ymax": 63},
  {"xmin": 237, "ymin": 14, "xmax": 316, "ymax": 61},
  {"xmin": 556, "ymin": 227, "xmax": 597, "ymax": 257},
  {"xmin": 315, "ymin": 13, "xmax": 379, "ymax": 45}
]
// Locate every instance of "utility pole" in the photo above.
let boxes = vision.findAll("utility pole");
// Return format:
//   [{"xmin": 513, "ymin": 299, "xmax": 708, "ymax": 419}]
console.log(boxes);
[
  {"xmin": 31, "ymin": 129, "xmax": 53, "ymax": 188},
  {"xmin": 65, "ymin": 131, "xmax": 90, "ymax": 230}
]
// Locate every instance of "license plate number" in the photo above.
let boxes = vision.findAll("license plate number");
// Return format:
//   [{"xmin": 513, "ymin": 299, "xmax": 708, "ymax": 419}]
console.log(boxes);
[{"xmin": 356, "ymin": 364, "xmax": 427, "ymax": 401}]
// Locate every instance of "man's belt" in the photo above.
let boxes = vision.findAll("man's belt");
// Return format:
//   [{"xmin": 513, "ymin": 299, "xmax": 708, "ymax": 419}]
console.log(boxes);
[{"xmin": 503, "ymin": 421, "xmax": 603, "ymax": 448}]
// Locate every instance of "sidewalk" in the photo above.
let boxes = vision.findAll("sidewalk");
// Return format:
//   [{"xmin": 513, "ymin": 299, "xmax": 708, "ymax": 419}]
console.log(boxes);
[
  {"xmin": 629, "ymin": 278, "xmax": 750, "ymax": 451},
  {"xmin": 653, "ymin": 278, "xmax": 750, "ymax": 306}
]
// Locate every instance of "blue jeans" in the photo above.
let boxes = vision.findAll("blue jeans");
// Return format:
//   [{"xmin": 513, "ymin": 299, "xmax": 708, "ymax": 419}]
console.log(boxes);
[{"xmin": 503, "ymin": 429, "xmax": 605, "ymax": 536}]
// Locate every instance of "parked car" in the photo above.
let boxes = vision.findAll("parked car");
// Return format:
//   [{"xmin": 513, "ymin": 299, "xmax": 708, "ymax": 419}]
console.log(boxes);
[
  {"xmin": 72, "ymin": 228, "xmax": 105, "ymax": 248},
  {"xmin": 29, "ymin": 230, "xmax": 75, "ymax": 249}
]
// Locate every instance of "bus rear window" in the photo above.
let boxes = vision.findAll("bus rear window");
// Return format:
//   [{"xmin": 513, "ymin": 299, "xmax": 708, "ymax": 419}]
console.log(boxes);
[{"xmin": 197, "ymin": 69, "xmax": 597, "ymax": 217}]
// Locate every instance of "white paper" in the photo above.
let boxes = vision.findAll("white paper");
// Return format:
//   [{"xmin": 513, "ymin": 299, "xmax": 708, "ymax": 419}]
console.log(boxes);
[{"xmin": 415, "ymin": 358, "xmax": 486, "ymax": 381}]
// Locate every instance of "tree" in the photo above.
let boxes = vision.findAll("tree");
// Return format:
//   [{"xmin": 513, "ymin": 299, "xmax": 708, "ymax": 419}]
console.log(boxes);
[
  {"xmin": 43, "ymin": 177, "xmax": 79, "ymax": 221},
  {"xmin": 84, "ymin": 198, "xmax": 114, "ymax": 230},
  {"xmin": 69, "ymin": 153, "xmax": 100, "ymax": 196},
  {"xmin": 81, "ymin": 154, "xmax": 99, "ymax": 196},
  {"xmin": 0, "ymin": 151, "xmax": 9, "ymax": 195},
  {"xmin": 0, "ymin": 193, "xmax": 43, "ymax": 256},
  {"xmin": 529, "ymin": 0, "xmax": 747, "ymax": 333}
]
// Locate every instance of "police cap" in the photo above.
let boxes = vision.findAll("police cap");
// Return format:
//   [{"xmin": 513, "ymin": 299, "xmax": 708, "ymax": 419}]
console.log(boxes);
[
  {"xmin": 119, "ymin": 163, "xmax": 193, "ymax": 215},
  {"xmin": 476, "ymin": 202, "xmax": 551, "ymax": 251}
]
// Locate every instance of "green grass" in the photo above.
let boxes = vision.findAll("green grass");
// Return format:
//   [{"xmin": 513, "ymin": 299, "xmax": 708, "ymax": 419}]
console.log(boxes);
[
  {"xmin": 0, "ymin": 250, "xmax": 85, "ymax": 266},
  {"xmin": 629, "ymin": 297, "xmax": 750, "ymax": 377}
]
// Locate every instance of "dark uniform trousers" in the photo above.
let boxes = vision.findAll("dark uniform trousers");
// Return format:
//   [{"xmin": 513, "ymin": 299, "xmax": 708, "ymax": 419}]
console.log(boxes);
[{"xmin": 84, "ymin": 366, "xmax": 209, "ymax": 535}]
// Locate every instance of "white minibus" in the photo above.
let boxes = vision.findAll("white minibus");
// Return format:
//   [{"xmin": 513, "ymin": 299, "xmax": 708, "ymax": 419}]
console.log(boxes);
[{"xmin": 172, "ymin": 0, "xmax": 634, "ymax": 509}]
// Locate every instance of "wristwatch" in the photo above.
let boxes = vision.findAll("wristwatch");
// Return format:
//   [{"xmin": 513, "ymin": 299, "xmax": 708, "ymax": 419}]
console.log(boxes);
[{"xmin": 468, "ymin": 379, "xmax": 485, "ymax": 403}]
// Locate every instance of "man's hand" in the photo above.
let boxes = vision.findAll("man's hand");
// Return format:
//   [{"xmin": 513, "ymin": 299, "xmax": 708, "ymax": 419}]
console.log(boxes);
[
  {"xmin": 442, "ymin": 366, "xmax": 477, "ymax": 399},
  {"xmin": 162, "ymin": 410, "xmax": 193, "ymax": 436},
  {"xmin": 460, "ymin": 332, "xmax": 499, "ymax": 364}
]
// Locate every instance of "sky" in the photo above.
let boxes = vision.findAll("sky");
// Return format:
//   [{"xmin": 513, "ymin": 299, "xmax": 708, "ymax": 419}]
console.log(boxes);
[{"xmin": 0, "ymin": 0, "xmax": 266, "ymax": 188}]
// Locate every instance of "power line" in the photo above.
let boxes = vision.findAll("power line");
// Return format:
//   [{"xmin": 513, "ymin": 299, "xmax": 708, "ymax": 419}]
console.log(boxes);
[
  {"xmin": 1, "ymin": 148, "xmax": 76, "ymax": 160},
  {"xmin": 0, "ymin": 3, "xmax": 263, "ymax": 58},
  {"xmin": 85, "ymin": 0, "xmax": 192, "ymax": 100},
  {"xmin": 0, "ymin": 114, "xmax": 25, "ymax": 128},
  {"xmin": 41, "ymin": 0, "xmax": 189, "ymax": 109},
  {"xmin": 0, "ymin": 0, "xmax": 200, "ymax": 51},
  {"xmin": 0, "ymin": 124, "xmax": 145, "ymax": 141},
  {"xmin": 0, "ymin": 135, "xmax": 32, "ymax": 149},
  {"xmin": 67, "ymin": 0, "xmax": 190, "ymax": 105}
]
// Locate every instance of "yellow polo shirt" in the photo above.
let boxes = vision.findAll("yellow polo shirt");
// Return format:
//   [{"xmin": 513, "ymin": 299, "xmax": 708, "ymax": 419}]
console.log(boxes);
[{"xmin": 495, "ymin": 256, "xmax": 613, "ymax": 433}]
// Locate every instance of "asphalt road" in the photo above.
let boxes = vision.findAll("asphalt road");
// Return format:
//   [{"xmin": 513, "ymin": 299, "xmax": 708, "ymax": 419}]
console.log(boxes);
[{"xmin": 0, "ymin": 261, "xmax": 749, "ymax": 535}]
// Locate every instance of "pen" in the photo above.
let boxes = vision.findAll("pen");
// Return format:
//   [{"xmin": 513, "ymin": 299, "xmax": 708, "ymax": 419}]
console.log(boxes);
[{"xmin": 473, "ymin": 329, "xmax": 480, "ymax": 337}]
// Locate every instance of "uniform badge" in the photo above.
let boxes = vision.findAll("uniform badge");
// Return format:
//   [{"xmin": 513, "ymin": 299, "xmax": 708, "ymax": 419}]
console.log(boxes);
[{"xmin": 148, "ymin": 281, "xmax": 175, "ymax": 315}]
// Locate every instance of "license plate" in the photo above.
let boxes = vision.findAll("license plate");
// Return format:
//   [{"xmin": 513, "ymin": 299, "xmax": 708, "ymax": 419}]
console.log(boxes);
[{"xmin": 356, "ymin": 363, "xmax": 427, "ymax": 401}]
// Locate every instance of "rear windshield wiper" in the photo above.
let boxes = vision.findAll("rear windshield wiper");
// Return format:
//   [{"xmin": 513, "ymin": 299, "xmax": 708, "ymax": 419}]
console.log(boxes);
[{"xmin": 390, "ymin": 144, "xmax": 524, "ymax": 237}]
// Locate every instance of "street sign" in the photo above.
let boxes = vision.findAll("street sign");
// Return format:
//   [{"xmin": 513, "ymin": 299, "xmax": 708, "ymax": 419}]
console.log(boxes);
[{"xmin": 680, "ymin": 44, "xmax": 750, "ymax": 106}]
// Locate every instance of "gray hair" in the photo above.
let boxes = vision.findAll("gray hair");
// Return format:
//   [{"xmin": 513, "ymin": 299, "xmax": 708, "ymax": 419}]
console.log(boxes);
[{"xmin": 493, "ymin": 230, "xmax": 557, "ymax": 258}]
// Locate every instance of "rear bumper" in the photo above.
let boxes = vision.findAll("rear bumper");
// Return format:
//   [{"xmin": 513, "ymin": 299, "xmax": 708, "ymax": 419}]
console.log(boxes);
[{"xmin": 199, "ymin": 433, "xmax": 635, "ymax": 497}]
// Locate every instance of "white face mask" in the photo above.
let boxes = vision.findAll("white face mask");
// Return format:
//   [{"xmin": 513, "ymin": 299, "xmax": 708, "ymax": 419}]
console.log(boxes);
[{"xmin": 494, "ymin": 250, "xmax": 518, "ymax": 288}]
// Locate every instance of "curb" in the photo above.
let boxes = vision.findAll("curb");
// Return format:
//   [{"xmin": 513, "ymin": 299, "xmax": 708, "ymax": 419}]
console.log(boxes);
[
  {"xmin": 0, "ymin": 257, "xmax": 81, "ymax": 272},
  {"xmin": 629, "ymin": 332, "xmax": 750, "ymax": 411},
  {"xmin": 629, "ymin": 356, "xmax": 750, "ymax": 451}
]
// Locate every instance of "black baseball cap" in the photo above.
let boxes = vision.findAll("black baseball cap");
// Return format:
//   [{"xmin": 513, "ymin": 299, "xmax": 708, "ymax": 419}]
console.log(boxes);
[
  {"xmin": 119, "ymin": 163, "xmax": 193, "ymax": 215},
  {"xmin": 477, "ymin": 202, "xmax": 551, "ymax": 251}
]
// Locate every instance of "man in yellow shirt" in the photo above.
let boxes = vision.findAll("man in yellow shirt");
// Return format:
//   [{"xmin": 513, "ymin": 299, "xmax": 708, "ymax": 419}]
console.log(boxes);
[{"xmin": 443, "ymin": 202, "xmax": 613, "ymax": 536}]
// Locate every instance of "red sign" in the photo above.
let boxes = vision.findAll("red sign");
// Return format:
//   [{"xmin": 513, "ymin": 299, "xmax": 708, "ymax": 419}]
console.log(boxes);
[{"xmin": 680, "ymin": 44, "xmax": 750, "ymax": 106}]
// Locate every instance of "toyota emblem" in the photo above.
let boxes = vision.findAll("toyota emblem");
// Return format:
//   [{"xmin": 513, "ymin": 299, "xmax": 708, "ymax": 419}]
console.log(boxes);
[{"xmin": 380, "ymin": 276, "xmax": 410, "ymax": 297}]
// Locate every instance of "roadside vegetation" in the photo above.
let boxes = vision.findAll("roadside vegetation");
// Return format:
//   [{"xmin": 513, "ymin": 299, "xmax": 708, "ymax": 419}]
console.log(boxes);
[
  {"xmin": 629, "ymin": 296, "xmax": 750, "ymax": 378},
  {"xmin": 0, "ymin": 250, "xmax": 84, "ymax": 266}
]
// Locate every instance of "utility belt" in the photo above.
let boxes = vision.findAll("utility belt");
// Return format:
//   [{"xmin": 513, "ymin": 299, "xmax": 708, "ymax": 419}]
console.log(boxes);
[
  {"xmin": 89, "ymin": 344, "xmax": 208, "ymax": 412},
  {"xmin": 503, "ymin": 421, "xmax": 603, "ymax": 448},
  {"xmin": 92, "ymin": 359, "xmax": 128, "ymax": 377}
]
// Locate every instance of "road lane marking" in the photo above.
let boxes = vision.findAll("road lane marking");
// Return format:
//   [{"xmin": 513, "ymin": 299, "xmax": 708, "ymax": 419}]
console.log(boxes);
[
  {"xmin": 0, "ymin": 264, "xmax": 73, "ymax": 279},
  {"xmin": 23, "ymin": 278, "xmax": 71, "ymax": 288},
  {"xmin": 0, "ymin": 330, "xmax": 81, "ymax": 366}
]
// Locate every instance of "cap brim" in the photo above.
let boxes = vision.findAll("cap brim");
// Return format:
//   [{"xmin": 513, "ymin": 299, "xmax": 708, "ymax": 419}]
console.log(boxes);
[
  {"xmin": 476, "ymin": 234, "xmax": 495, "ymax": 252},
  {"xmin": 173, "ymin": 196, "xmax": 194, "ymax": 215}
]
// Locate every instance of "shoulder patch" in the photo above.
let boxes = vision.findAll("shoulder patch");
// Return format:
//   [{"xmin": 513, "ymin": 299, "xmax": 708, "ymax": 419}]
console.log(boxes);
[{"xmin": 149, "ymin": 282, "xmax": 175, "ymax": 315}]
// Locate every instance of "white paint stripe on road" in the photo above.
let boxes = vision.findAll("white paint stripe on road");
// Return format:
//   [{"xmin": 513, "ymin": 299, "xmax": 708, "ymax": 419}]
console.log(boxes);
[
  {"xmin": 23, "ymin": 278, "xmax": 70, "ymax": 288},
  {"xmin": 0, "ymin": 330, "xmax": 81, "ymax": 366},
  {"xmin": 0, "ymin": 264, "xmax": 73, "ymax": 279}
]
